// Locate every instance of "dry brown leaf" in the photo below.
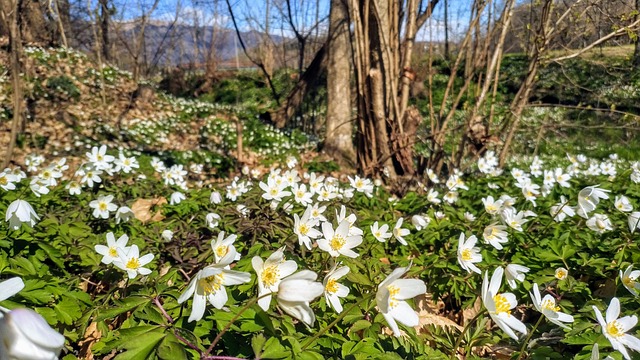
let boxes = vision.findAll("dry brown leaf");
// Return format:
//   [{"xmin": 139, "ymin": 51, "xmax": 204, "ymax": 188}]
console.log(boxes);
[
  {"xmin": 131, "ymin": 197, "xmax": 167, "ymax": 223},
  {"xmin": 415, "ymin": 293, "xmax": 462, "ymax": 332},
  {"xmin": 379, "ymin": 257, "xmax": 390, "ymax": 265},
  {"xmin": 462, "ymin": 297, "xmax": 483, "ymax": 326},
  {"xmin": 78, "ymin": 322, "xmax": 101, "ymax": 360}
]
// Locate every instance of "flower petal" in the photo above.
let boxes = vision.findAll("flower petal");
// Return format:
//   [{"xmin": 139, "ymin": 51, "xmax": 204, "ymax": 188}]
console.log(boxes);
[
  {"xmin": 392, "ymin": 279, "xmax": 426, "ymax": 300},
  {"xmin": 606, "ymin": 298, "xmax": 621, "ymax": 324}
]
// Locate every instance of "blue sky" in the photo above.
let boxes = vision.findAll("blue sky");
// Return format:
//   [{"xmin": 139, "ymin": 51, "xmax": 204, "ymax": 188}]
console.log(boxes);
[
  {"xmin": 111, "ymin": 0, "xmax": 521, "ymax": 42},
  {"xmin": 116, "ymin": 0, "xmax": 474, "ymax": 30}
]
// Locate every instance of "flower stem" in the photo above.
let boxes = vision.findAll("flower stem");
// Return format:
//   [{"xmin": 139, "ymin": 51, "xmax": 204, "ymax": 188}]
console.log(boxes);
[
  {"xmin": 449, "ymin": 307, "xmax": 486, "ymax": 360},
  {"xmin": 203, "ymin": 294, "xmax": 270, "ymax": 357},
  {"xmin": 517, "ymin": 315, "xmax": 544, "ymax": 360},
  {"xmin": 300, "ymin": 292, "xmax": 375, "ymax": 351},
  {"xmin": 153, "ymin": 296, "xmax": 173, "ymax": 324}
]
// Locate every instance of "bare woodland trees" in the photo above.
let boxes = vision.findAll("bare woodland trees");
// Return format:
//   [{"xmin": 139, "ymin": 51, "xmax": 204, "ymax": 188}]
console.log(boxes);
[
  {"xmin": 3, "ymin": 0, "xmax": 640, "ymax": 179},
  {"xmin": 349, "ymin": 0, "xmax": 438, "ymax": 177}
]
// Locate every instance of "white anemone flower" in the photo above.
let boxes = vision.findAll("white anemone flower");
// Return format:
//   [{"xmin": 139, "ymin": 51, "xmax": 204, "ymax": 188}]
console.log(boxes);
[
  {"xmin": 375, "ymin": 264, "xmax": 426, "ymax": 337},
  {"xmin": 170, "ymin": 191, "xmax": 186, "ymax": 205},
  {"xmin": 593, "ymin": 297, "xmax": 640, "ymax": 360},
  {"xmin": 317, "ymin": 220, "xmax": 362, "ymax": 258},
  {"xmin": 482, "ymin": 267, "xmax": 527, "ymax": 340},
  {"xmin": 505, "ymin": 264, "xmax": 530, "ymax": 289},
  {"xmin": 550, "ymin": 196, "xmax": 575, "ymax": 222},
  {"xmin": 0, "ymin": 308, "xmax": 65, "ymax": 359},
  {"xmin": 66, "ymin": 180, "xmax": 82, "ymax": 196},
  {"xmin": 620, "ymin": 265, "xmax": 640, "ymax": 297},
  {"xmin": 457, "ymin": 233, "xmax": 482, "ymax": 274},
  {"xmin": 161, "ymin": 229, "xmax": 173, "ymax": 241},
  {"xmin": 277, "ymin": 270, "xmax": 324, "ymax": 326},
  {"xmin": 586, "ymin": 214, "xmax": 613, "ymax": 234},
  {"xmin": 628, "ymin": 212, "xmax": 640, "ymax": 233},
  {"xmin": 113, "ymin": 245, "xmax": 154, "ymax": 279},
  {"xmin": 392, "ymin": 218, "xmax": 410, "ymax": 245},
  {"xmin": 211, "ymin": 231, "xmax": 241, "ymax": 264},
  {"xmin": 370, "ymin": 221, "xmax": 392, "ymax": 243},
  {"xmin": 482, "ymin": 196, "xmax": 503, "ymax": 215},
  {"xmin": 348, "ymin": 175, "xmax": 374, "ymax": 197},
  {"xmin": 323, "ymin": 265, "xmax": 350, "ymax": 313},
  {"xmin": 115, "ymin": 206, "xmax": 134, "ymax": 224},
  {"xmin": 5, "ymin": 199, "xmax": 39, "ymax": 230},
  {"xmin": 89, "ymin": 194, "xmax": 117, "ymax": 219},
  {"xmin": 293, "ymin": 206, "xmax": 321, "ymax": 250},
  {"xmin": 252, "ymin": 247, "xmax": 298, "ymax": 311},
  {"xmin": 555, "ymin": 267, "xmax": 569, "ymax": 280},
  {"xmin": 178, "ymin": 262, "xmax": 251, "ymax": 322},
  {"xmin": 530, "ymin": 283, "xmax": 574, "ymax": 329},
  {"xmin": 94, "ymin": 232, "xmax": 130, "ymax": 265},
  {"xmin": 206, "ymin": 212, "xmax": 221, "ymax": 228},
  {"xmin": 411, "ymin": 214, "xmax": 430, "ymax": 231},
  {"xmin": 483, "ymin": 223, "xmax": 508, "ymax": 250},
  {"xmin": 615, "ymin": 195, "xmax": 633, "ymax": 213},
  {"xmin": 210, "ymin": 191, "xmax": 222, "ymax": 204},
  {"xmin": 577, "ymin": 185, "xmax": 610, "ymax": 218},
  {"xmin": 86, "ymin": 145, "xmax": 114, "ymax": 170}
]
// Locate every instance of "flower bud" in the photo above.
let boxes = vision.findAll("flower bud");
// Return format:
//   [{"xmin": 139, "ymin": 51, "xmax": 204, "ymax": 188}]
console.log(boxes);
[{"xmin": 5, "ymin": 200, "xmax": 39, "ymax": 230}]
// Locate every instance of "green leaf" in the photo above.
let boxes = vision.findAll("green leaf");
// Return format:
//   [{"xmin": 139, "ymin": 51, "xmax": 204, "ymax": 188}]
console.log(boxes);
[
  {"xmin": 260, "ymin": 336, "xmax": 289, "ymax": 359},
  {"xmin": 37, "ymin": 242, "xmax": 66, "ymax": 271},
  {"xmin": 97, "ymin": 296, "xmax": 150, "ymax": 322},
  {"xmin": 156, "ymin": 333, "xmax": 187, "ymax": 360},
  {"xmin": 349, "ymin": 319, "xmax": 372, "ymax": 333},
  {"xmin": 114, "ymin": 327, "xmax": 165, "ymax": 360},
  {"xmin": 54, "ymin": 297, "xmax": 82, "ymax": 325},
  {"xmin": 251, "ymin": 333, "xmax": 267, "ymax": 357}
]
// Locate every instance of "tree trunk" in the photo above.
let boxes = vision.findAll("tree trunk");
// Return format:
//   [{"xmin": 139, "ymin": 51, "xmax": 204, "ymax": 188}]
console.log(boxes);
[
  {"xmin": 634, "ymin": 0, "xmax": 640, "ymax": 66},
  {"xmin": 349, "ymin": 0, "xmax": 424, "ymax": 178},
  {"xmin": 444, "ymin": 0, "xmax": 449, "ymax": 58},
  {"xmin": 2, "ymin": 0, "xmax": 24, "ymax": 168},
  {"xmin": 18, "ymin": 0, "xmax": 51, "ymax": 44},
  {"xmin": 325, "ymin": 0, "xmax": 355, "ymax": 166},
  {"xmin": 99, "ymin": 0, "xmax": 110, "ymax": 61}
]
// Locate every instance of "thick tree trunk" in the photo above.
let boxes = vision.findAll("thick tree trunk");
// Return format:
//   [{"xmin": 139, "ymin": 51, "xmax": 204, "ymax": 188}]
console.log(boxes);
[
  {"xmin": 18, "ymin": 0, "xmax": 51, "ymax": 44},
  {"xmin": 325, "ymin": 0, "xmax": 355, "ymax": 166}
]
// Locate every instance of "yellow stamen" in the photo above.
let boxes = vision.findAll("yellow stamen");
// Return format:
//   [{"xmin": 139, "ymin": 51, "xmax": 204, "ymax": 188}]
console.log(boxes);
[
  {"xmin": 606, "ymin": 321, "xmax": 623, "ymax": 338},
  {"xmin": 460, "ymin": 248, "xmax": 473, "ymax": 261},
  {"xmin": 126, "ymin": 257, "xmax": 140, "ymax": 270},
  {"xmin": 200, "ymin": 273, "xmax": 225, "ymax": 295},
  {"xmin": 261, "ymin": 265, "xmax": 279, "ymax": 287},
  {"xmin": 329, "ymin": 234, "xmax": 346, "ymax": 251},
  {"xmin": 540, "ymin": 298, "xmax": 560, "ymax": 312},
  {"xmin": 325, "ymin": 278, "xmax": 338, "ymax": 294},
  {"xmin": 388, "ymin": 285, "xmax": 400, "ymax": 308},
  {"xmin": 493, "ymin": 294, "xmax": 511, "ymax": 315},
  {"xmin": 215, "ymin": 245, "xmax": 228, "ymax": 258}
]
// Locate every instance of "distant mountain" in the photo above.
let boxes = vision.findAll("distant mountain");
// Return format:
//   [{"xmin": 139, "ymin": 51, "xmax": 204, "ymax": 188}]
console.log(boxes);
[{"xmin": 116, "ymin": 21, "xmax": 287, "ymax": 67}]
